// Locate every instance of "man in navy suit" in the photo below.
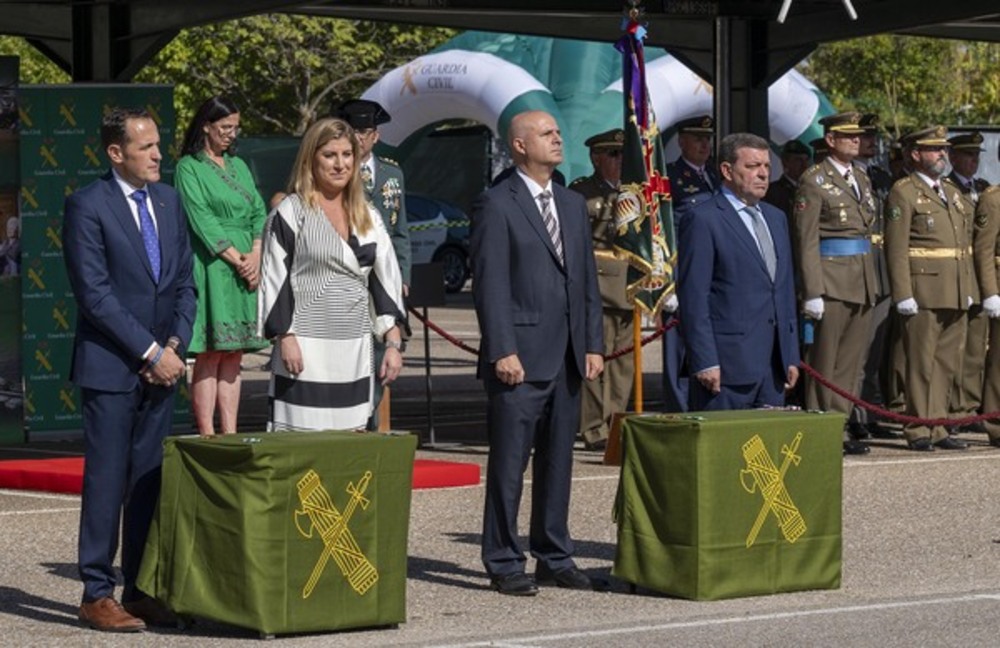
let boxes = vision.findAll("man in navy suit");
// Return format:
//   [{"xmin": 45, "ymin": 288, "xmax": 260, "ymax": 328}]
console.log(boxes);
[
  {"xmin": 63, "ymin": 107, "xmax": 195, "ymax": 632},
  {"xmin": 678, "ymin": 132, "xmax": 800, "ymax": 410},
  {"xmin": 471, "ymin": 110, "xmax": 604, "ymax": 596}
]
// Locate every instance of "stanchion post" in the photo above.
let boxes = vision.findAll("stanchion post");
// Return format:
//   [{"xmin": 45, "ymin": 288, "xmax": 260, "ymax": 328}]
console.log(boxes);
[
  {"xmin": 408, "ymin": 263, "xmax": 446, "ymax": 446},
  {"xmin": 632, "ymin": 303, "xmax": 643, "ymax": 413}
]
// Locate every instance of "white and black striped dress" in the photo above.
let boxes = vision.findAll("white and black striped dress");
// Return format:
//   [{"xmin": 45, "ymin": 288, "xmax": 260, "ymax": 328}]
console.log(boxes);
[{"xmin": 257, "ymin": 193, "xmax": 404, "ymax": 431}]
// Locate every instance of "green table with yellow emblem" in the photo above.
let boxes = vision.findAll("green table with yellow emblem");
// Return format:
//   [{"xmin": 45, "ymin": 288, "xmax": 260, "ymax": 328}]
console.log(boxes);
[
  {"xmin": 613, "ymin": 410, "xmax": 844, "ymax": 600},
  {"xmin": 137, "ymin": 430, "xmax": 418, "ymax": 636}
]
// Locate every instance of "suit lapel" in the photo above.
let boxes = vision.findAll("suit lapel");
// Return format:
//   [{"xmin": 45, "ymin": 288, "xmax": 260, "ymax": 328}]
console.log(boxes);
[
  {"xmin": 509, "ymin": 173, "xmax": 564, "ymax": 270},
  {"xmin": 717, "ymin": 195, "xmax": 770, "ymax": 279},
  {"xmin": 104, "ymin": 175, "xmax": 157, "ymax": 282}
]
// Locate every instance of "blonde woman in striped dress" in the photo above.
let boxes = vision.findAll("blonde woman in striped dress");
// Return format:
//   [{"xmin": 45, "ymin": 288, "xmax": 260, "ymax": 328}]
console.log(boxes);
[{"xmin": 258, "ymin": 118, "xmax": 406, "ymax": 431}]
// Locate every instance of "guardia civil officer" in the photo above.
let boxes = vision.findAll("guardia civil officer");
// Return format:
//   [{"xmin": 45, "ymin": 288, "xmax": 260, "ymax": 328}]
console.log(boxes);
[{"xmin": 884, "ymin": 126, "xmax": 975, "ymax": 451}]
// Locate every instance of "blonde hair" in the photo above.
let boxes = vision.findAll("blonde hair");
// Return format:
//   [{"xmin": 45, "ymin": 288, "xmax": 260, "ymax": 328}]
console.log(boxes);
[{"xmin": 287, "ymin": 117, "xmax": 371, "ymax": 235}]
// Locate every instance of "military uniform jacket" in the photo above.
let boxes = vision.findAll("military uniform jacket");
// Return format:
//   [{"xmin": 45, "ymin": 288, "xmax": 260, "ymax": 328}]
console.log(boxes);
[
  {"xmin": 367, "ymin": 156, "xmax": 411, "ymax": 285},
  {"xmin": 972, "ymin": 186, "xmax": 1000, "ymax": 299},
  {"xmin": 569, "ymin": 173, "xmax": 630, "ymax": 311},
  {"xmin": 884, "ymin": 173, "xmax": 975, "ymax": 310},
  {"xmin": 860, "ymin": 162, "xmax": 893, "ymax": 299},
  {"xmin": 793, "ymin": 158, "xmax": 878, "ymax": 305},
  {"xmin": 765, "ymin": 174, "xmax": 797, "ymax": 219},
  {"xmin": 667, "ymin": 156, "xmax": 717, "ymax": 224},
  {"xmin": 946, "ymin": 174, "xmax": 988, "ymax": 302}
]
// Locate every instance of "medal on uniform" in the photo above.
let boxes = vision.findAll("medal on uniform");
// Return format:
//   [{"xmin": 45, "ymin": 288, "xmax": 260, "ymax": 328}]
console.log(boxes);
[
  {"xmin": 839, "ymin": 208, "xmax": 847, "ymax": 223},
  {"xmin": 816, "ymin": 174, "xmax": 826, "ymax": 185},
  {"xmin": 926, "ymin": 216, "xmax": 935, "ymax": 230}
]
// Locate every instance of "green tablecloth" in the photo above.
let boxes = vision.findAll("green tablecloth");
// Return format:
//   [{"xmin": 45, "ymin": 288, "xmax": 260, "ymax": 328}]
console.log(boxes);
[
  {"xmin": 137, "ymin": 430, "xmax": 418, "ymax": 635},
  {"xmin": 613, "ymin": 410, "xmax": 844, "ymax": 600}
]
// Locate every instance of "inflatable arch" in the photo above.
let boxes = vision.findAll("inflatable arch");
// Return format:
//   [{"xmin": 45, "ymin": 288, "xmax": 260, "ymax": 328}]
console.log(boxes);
[{"xmin": 363, "ymin": 32, "xmax": 833, "ymax": 181}]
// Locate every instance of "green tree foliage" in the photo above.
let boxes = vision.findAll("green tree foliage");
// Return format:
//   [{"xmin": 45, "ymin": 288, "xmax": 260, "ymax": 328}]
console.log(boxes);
[
  {"xmin": 0, "ymin": 36, "xmax": 70, "ymax": 84},
  {"xmin": 134, "ymin": 15, "xmax": 454, "ymax": 137},
  {"xmin": 799, "ymin": 35, "xmax": 1000, "ymax": 139}
]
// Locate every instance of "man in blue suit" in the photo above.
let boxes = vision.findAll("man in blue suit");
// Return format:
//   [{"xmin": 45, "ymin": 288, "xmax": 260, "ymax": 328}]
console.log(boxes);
[
  {"xmin": 678, "ymin": 132, "xmax": 800, "ymax": 410},
  {"xmin": 63, "ymin": 107, "xmax": 195, "ymax": 632},
  {"xmin": 471, "ymin": 110, "xmax": 604, "ymax": 596}
]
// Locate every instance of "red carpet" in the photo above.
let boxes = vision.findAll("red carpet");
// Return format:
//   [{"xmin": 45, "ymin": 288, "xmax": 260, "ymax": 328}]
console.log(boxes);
[{"xmin": 0, "ymin": 457, "xmax": 480, "ymax": 494}]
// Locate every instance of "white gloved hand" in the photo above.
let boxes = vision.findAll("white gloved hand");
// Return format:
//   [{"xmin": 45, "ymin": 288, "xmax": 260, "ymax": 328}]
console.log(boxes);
[
  {"xmin": 663, "ymin": 294, "xmax": 679, "ymax": 314},
  {"xmin": 983, "ymin": 294, "xmax": 1000, "ymax": 318},
  {"xmin": 802, "ymin": 297, "xmax": 825, "ymax": 320},
  {"xmin": 896, "ymin": 297, "xmax": 919, "ymax": 316},
  {"xmin": 968, "ymin": 296, "xmax": 974, "ymax": 308}
]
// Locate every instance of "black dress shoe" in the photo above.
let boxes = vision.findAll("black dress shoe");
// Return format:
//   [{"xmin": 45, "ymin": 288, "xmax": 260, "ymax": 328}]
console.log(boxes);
[
  {"xmin": 846, "ymin": 422, "xmax": 870, "ymax": 440},
  {"xmin": 535, "ymin": 564, "xmax": 593, "ymax": 590},
  {"xmin": 908, "ymin": 437, "xmax": 934, "ymax": 452},
  {"xmin": 989, "ymin": 437, "xmax": 1000, "ymax": 448},
  {"xmin": 934, "ymin": 436, "xmax": 968, "ymax": 450},
  {"xmin": 843, "ymin": 439, "xmax": 870, "ymax": 455},
  {"xmin": 490, "ymin": 573, "xmax": 538, "ymax": 596},
  {"xmin": 584, "ymin": 438, "xmax": 608, "ymax": 452}
]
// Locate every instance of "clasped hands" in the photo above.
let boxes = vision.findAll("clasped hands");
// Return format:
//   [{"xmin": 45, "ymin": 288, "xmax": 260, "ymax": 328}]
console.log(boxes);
[
  {"xmin": 494, "ymin": 352, "xmax": 603, "ymax": 386},
  {"xmin": 142, "ymin": 345, "xmax": 185, "ymax": 387}
]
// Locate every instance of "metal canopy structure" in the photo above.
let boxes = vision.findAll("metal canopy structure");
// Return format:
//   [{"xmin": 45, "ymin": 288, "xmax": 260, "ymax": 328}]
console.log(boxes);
[{"xmin": 1, "ymin": 1, "xmax": 999, "ymax": 134}]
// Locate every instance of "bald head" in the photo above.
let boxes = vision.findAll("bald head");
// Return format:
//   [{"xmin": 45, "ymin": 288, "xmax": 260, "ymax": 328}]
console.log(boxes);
[{"xmin": 508, "ymin": 111, "xmax": 563, "ymax": 184}]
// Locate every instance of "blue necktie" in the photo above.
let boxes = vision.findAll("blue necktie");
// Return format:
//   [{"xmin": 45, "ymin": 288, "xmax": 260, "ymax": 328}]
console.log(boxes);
[{"xmin": 131, "ymin": 189, "xmax": 160, "ymax": 283}]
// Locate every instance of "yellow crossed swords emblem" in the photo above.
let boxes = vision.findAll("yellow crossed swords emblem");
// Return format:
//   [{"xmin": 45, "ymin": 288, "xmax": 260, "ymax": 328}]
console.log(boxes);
[
  {"xmin": 294, "ymin": 469, "xmax": 378, "ymax": 599},
  {"xmin": 740, "ymin": 432, "xmax": 806, "ymax": 549}
]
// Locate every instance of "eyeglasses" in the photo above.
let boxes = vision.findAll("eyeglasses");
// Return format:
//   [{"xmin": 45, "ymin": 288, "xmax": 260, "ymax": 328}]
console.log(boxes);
[{"xmin": 215, "ymin": 123, "xmax": 240, "ymax": 135}]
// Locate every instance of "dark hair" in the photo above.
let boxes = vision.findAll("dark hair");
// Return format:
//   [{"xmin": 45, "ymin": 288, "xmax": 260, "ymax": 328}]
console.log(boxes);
[
  {"xmin": 718, "ymin": 132, "xmax": 770, "ymax": 166},
  {"xmin": 100, "ymin": 107, "xmax": 153, "ymax": 149},
  {"xmin": 180, "ymin": 96, "xmax": 239, "ymax": 156}
]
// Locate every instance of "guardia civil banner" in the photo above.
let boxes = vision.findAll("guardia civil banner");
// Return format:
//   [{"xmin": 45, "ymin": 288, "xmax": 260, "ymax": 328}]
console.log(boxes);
[
  {"xmin": 614, "ymin": 410, "xmax": 844, "ymax": 600},
  {"xmin": 138, "ymin": 431, "xmax": 417, "ymax": 636},
  {"xmin": 18, "ymin": 85, "xmax": 182, "ymax": 436}
]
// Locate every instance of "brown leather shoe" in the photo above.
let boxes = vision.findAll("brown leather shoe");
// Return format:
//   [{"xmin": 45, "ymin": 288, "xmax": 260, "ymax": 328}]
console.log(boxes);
[
  {"xmin": 78, "ymin": 596, "xmax": 146, "ymax": 632},
  {"xmin": 123, "ymin": 596, "xmax": 179, "ymax": 628}
]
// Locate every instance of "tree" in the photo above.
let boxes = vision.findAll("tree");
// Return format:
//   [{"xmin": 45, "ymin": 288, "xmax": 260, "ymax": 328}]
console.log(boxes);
[
  {"xmin": 135, "ymin": 15, "xmax": 455, "ymax": 136},
  {"xmin": 798, "ymin": 35, "xmax": 965, "ymax": 139},
  {"xmin": 0, "ymin": 36, "xmax": 70, "ymax": 84}
]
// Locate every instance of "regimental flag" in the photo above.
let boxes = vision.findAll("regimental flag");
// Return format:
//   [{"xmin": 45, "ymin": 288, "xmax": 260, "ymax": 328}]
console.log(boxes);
[{"xmin": 612, "ymin": 17, "xmax": 675, "ymax": 317}]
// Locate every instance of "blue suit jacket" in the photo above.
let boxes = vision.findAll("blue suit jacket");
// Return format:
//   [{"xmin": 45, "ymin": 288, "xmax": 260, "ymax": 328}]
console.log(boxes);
[
  {"xmin": 63, "ymin": 172, "xmax": 196, "ymax": 392},
  {"xmin": 677, "ymin": 192, "xmax": 799, "ymax": 385},
  {"xmin": 470, "ymin": 171, "xmax": 603, "ymax": 382}
]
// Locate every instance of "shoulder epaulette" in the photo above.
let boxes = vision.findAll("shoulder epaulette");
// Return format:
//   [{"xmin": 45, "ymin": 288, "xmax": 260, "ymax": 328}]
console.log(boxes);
[
  {"xmin": 378, "ymin": 156, "xmax": 400, "ymax": 167},
  {"xmin": 982, "ymin": 185, "xmax": 1000, "ymax": 197}
]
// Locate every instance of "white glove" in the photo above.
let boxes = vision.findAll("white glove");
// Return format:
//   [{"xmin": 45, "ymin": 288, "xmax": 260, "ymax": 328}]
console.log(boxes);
[
  {"xmin": 802, "ymin": 297, "xmax": 824, "ymax": 320},
  {"xmin": 983, "ymin": 294, "xmax": 1000, "ymax": 318},
  {"xmin": 896, "ymin": 298, "xmax": 919, "ymax": 316},
  {"xmin": 968, "ymin": 296, "xmax": 974, "ymax": 308},
  {"xmin": 663, "ymin": 294, "xmax": 679, "ymax": 314}
]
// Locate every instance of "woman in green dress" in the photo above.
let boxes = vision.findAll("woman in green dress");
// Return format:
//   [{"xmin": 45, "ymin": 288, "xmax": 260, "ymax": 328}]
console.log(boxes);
[{"xmin": 176, "ymin": 96, "xmax": 267, "ymax": 435}]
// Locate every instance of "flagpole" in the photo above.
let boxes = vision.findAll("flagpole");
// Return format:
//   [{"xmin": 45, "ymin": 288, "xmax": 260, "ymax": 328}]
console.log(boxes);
[{"xmin": 632, "ymin": 304, "xmax": 643, "ymax": 413}]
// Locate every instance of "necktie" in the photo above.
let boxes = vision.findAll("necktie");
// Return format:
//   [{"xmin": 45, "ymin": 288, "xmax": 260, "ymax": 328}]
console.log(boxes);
[
  {"xmin": 932, "ymin": 183, "xmax": 947, "ymax": 204},
  {"xmin": 844, "ymin": 169, "xmax": 860, "ymax": 200},
  {"xmin": 538, "ymin": 190, "xmax": 564, "ymax": 265},
  {"xmin": 130, "ymin": 189, "xmax": 160, "ymax": 283},
  {"xmin": 697, "ymin": 168, "xmax": 712, "ymax": 190},
  {"xmin": 747, "ymin": 204, "xmax": 776, "ymax": 281},
  {"xmin": 967, "ymin": 180, "xmax": 979, "ymax": 205},
  {"xmin": 360, "ymin": 164, "xmax": 374, "ymax": 193}
]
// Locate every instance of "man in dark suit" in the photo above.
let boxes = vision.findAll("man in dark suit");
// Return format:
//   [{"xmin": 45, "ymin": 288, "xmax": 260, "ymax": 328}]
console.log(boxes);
[
  {"xmin": 63, "ymin": 107, "xmax": 196, "ymax": 632},
  {"xmin": 678, "ymin": 132, "xmax": 800, "ymax": 410},
  {"xmin": 338, "ymin": 99, "xmax": 411, "ymax": 431},
  {"xmin": 470, "ymin": 110, "xmax": 604, "ymax": 596},
  {"xmin": 661, "ymin": 114, "xmax": 717, "ymax": 413}
]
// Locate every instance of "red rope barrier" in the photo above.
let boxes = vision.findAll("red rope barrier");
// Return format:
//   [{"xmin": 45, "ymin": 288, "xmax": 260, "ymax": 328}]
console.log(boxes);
[
  {"xmin": 798, "ymin": 361, "xmax": 1000, "ymax": 428},
  {"xmin": 406, "ymin": 305, "xmax": 998, "ymax": 429}
]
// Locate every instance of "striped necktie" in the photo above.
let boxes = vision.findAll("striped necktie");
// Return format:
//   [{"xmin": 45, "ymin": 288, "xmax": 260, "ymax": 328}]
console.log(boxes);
[{"xmin": 538, "ymin": 190, "xmax": 564, "ymax": 265}]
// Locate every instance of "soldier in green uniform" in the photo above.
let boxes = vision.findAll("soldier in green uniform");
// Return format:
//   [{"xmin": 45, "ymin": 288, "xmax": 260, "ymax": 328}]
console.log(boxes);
[
  {"xmin": 853, "ymin": 113, "xmax": 898, "ymax": 438},
  {"xmin": 793, "ymin": 112, "xmax": 877, "ymax": 455},
  {"xmin": 971, "ymin": 180, "xmax": 1000, "ymax": 448},
  {"xmin": 765, "ymin": 139, "xmax": 812, "ymax": 223},
  {"xmin": 339, "ymin": 99, "xmax": 411, "ymax": 431},
  {"xmin": 884, "ymin": 126, "xmax": 975, "ymax": 451},
  {"xmin": 947, "ymin": 132, "xmax": 990, "ymax": 432},
  {"xmin": 570, "ymin": 128, "xmax": 631, "ymax": 451}
]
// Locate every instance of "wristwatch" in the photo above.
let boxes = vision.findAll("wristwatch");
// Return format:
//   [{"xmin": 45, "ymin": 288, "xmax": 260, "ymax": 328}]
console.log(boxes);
[{"xmin": 385, "ymin": 339, "xmax": 405, "ymax": 352}]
